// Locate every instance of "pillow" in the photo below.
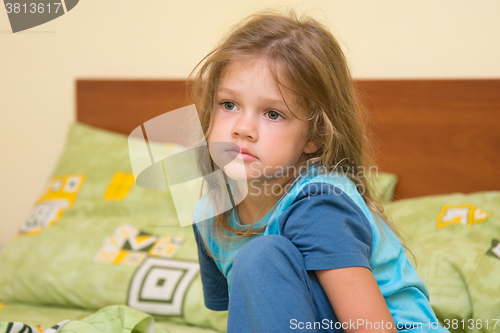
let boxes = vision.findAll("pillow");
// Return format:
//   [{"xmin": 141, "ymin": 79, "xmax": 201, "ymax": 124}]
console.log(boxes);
[
  {"xmin": 0, "ymin": 122, "xmax": 227, "ymax": 332},
  {"xmin": 382, "ymin": 191, "xmax": 500, "ymax": 332},
  {"xmin": 368, "ymin": 171, "xmax": 398, "ymax": 202}
]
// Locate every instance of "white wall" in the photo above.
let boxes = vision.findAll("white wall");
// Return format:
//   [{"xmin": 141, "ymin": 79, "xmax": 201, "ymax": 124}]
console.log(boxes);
[{"xmin": 1, "ymin": 0, "xmax": 499, "ymax": 248}]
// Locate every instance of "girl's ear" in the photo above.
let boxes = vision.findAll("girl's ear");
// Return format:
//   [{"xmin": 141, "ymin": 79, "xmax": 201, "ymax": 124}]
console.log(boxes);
[{"xmin": 304, "ymin": 140, "xmax": 322, "ymax": 154}]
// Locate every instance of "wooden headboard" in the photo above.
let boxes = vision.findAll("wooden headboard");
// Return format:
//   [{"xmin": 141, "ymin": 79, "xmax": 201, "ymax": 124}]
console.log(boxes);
[{"xmin": 76, "ymin": 79, "xmax": 500, "ymax": 200}]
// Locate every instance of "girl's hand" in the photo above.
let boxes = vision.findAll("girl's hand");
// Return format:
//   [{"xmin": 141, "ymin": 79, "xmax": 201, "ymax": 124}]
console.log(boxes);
[{"xmin": 315, "ymin": 267, "xmax": 398, "ymax": 333}]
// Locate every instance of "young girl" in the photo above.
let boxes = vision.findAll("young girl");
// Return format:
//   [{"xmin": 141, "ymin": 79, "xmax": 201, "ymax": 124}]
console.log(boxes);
[{"xmin": 190, "ymin": 11, "xmax": 449, "ymax": 333}]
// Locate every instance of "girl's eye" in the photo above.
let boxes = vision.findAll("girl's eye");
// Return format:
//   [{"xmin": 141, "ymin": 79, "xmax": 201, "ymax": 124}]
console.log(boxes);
[
  {"xmin": 222, "ymin": 102, "xmax": 238, "ymax": 111},
  {"xmin": 266, "ymin": 110, "xmax": 283, "ymax": 120}
]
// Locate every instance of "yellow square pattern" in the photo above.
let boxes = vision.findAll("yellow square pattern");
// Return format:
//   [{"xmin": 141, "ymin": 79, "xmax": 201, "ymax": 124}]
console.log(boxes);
[
  {"xmin": 437, "ymin": 204, "xmax": 491, "ymax": 230},
  {"xmin": 103, "ymin": 172, "xmax": 135, "ymax": 201},
  {"xmin": 93, "ymin": 224, "xmax": 186, "ymax": 267}
]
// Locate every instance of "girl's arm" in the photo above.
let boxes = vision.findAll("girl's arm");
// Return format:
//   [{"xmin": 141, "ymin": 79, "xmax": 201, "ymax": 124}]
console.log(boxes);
[
  {"xmin": 279, "ymin": 183, "xmax": 398, "ymax": 332},
  {"xmin": 193, "ymin": 224, "xmax": 230, "ymax": 311},
  {"xmin": 315, "ymin": 267, "xmax": 397, "ymax": 333}
]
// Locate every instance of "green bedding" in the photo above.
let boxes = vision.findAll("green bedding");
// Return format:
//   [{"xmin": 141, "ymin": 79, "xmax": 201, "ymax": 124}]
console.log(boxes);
[
  {"xmin": 0, "ymin": 123, "xmax": 227, "ymax": 332},
  {"xmin": 382, "ymin": 191, "xmax": 500, "ymax": 333},
  {"xmin": 0, "ymin": 303, "xmax": 219, "ymax": 333}
]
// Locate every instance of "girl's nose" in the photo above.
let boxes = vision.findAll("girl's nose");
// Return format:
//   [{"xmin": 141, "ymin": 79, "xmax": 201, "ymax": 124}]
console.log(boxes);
[{"xmin": 232, "ymin": 113, "xmax": 258, "ymax": 141}]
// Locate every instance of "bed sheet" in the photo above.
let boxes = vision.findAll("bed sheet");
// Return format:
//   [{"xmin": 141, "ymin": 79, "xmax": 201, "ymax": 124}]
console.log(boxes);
[{"xmin": 0, "ymin": 303, "xmax": 219, "ymax": 333}]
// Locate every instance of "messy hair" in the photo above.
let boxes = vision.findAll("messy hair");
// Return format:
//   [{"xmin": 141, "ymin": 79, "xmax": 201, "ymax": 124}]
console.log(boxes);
[{"xmin": 188, "ymin": 10, "xmax": 405, "ymax": 254}]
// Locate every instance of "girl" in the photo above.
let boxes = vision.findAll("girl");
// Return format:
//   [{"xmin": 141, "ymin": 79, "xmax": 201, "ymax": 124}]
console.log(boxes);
[{"xmin": 190, "ymin": 10, "xmax": 449, "ymax": 333}]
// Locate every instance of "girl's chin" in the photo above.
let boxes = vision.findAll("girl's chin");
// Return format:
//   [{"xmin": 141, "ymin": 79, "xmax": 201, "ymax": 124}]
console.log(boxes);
[
  {"xmin": 222, "ymin": 164, "xmax": 250, "ymax": 182},
  {"xmin": 223, "ymin": 170, "xmax": 267, "ymax": 183}
]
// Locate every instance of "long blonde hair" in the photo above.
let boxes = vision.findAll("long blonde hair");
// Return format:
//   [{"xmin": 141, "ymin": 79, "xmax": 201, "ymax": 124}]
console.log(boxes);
[{"xmin": 189, "ymin": 10, "xmax": 404, "ymax": 249}]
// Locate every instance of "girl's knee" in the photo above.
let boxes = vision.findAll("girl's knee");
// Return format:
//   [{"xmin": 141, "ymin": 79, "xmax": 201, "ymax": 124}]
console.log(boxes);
[
  {"xmin": 230, "ymin": 235, "xmax": 315, "ymax": 307},
  {"xmin": 233, "ymin": 235, "xmax": 302, "ymax": 273}
]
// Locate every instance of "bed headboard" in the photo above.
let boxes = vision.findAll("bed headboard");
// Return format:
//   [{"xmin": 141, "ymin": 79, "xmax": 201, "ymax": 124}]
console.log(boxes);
[{"xmin": 76, "ymin": 79, "xmax": 500, "ymax": 200}]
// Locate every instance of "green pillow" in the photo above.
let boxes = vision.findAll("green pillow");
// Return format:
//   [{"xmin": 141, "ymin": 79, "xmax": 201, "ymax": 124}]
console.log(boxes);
[
  {"xmin": 383, "ymin": 191, "xmax": 500, "ymax": 333},
  {"xmin": 0, "ymin": 122, "xmax": 227, "ymax": 332},
  {"xmin": 368, "ymin": 170, "xmax": 398, "ymax": 202}
]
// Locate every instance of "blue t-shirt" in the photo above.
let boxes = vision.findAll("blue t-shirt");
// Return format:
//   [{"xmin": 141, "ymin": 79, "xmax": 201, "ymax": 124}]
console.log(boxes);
[{"xmin": 193, "ymin": 168, "xmax": 442, "ymax": 328}]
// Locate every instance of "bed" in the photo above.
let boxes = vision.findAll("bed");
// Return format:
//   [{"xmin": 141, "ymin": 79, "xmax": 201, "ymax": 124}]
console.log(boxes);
[{"xmin": 0, "ymin": 79, "xmax": 498, "ymax": 333}]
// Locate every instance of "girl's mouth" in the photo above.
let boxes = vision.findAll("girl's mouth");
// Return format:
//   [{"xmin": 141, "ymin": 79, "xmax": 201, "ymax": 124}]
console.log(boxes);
[{"xmin": 227, "ymin": 147, "xmax": 258, "ymax": 162}]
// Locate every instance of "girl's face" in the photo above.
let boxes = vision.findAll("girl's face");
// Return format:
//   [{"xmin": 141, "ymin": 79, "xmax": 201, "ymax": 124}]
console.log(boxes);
[{"xmin": 208, "ymin": 57, "xmax": 319, "ymax": 186}]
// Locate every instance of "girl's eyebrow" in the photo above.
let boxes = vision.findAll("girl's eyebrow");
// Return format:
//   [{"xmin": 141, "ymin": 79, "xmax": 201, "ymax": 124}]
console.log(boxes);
[
  {"xmin": 218, "ymin": 87, "xmax": 237, "ymax": 94},
  {"xmin": 218, "ymin": 86, "xmax": 289, "ymax": 109}
]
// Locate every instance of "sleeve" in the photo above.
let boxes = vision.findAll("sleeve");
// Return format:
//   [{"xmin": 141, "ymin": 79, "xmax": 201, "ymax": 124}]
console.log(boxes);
[
  {"xmin": 278, "ymin": 182, "xmax": 373, "ymax": 272},
  {"xmin": 192, "ymin": 224, "xmax": 229, "ymax": 311}
]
